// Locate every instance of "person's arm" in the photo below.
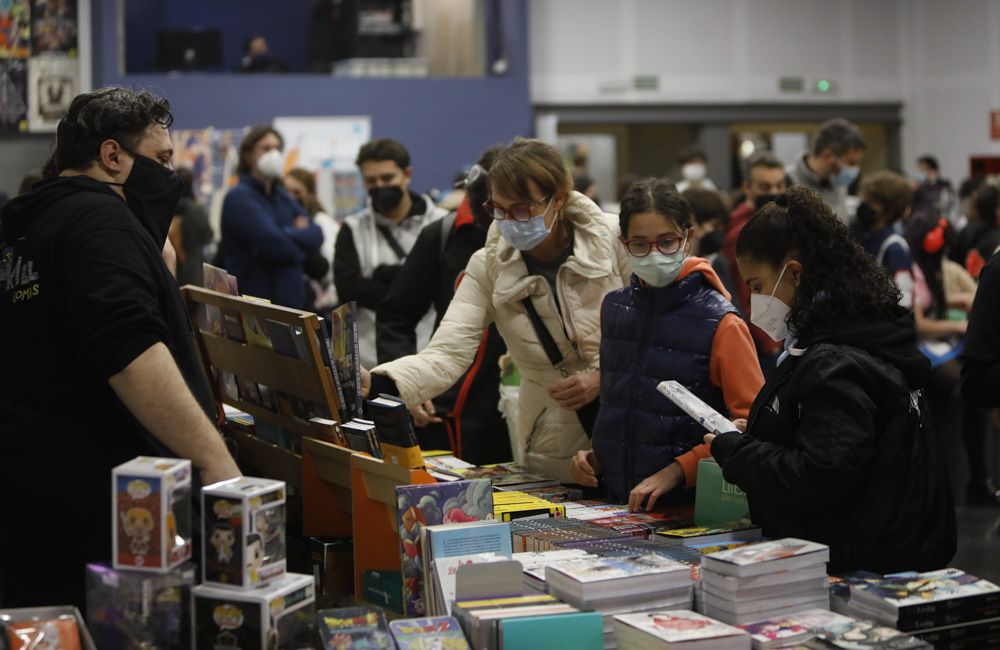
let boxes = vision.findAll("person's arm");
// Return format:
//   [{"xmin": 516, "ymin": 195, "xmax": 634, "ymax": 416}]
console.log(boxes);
[
  {"xmin": 286, "ymin": 221, "xmax": 324, "ymax": 251},
  {"xmin": 376, "ymin": 221, "xmax": 441, "ymax": 364},
  {"xmin": 333, "ymin": 225, "xmax": 391, "ymax": 309},
  {"xmin": 674, "ymin": 313, "xmax": 764, "ymax": 488},
  {"xmin": 914, "ymin": 301, "xmax": 967, "ymax": 338},
  {"xmin": 109, "ymin": 343, "xmax": 240, "ymax": 484},
  {"xmin": 372, "ymin": 249, "xmax": 496, "ymax": 407},
  {"xmin": 709, "ymin": 349, "xmax": 878, "ymax": 512},
  {"xmin": 221, "ymin": 190, "xmax": 306, "ymax": 264}
]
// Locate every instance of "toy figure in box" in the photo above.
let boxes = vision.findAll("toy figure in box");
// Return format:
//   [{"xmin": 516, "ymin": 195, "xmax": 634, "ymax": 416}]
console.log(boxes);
[
  {"xmin": 192, "ymin": 573, "xmax": 315, "ymax": 650},
  {"xmin": 112, "ymin": 456, "xmax": 193, "ymax": 573},
  {"xmin": 202, "ymin": 477, "xmax": 287, "ymax": 588}
]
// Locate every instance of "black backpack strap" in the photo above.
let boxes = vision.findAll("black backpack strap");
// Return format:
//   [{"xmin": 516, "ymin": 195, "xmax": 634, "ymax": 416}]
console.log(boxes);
[
  {"xmin": 521, "ymin": 297, "xmax": 564, "ymax": 368},
  {"xmin": 376, "ymin": 224, "xmax": 407, "ymax": 261}
]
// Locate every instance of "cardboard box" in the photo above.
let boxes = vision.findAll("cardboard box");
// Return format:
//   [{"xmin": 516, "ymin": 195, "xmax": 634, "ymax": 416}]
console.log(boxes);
[
  {"xmin": 202, "ymin": 477, "xmax": 287, "ymax": 589},
  {"xmin": 192, "ymin": 573, "xmax": 315, "ymax": 650},
  {"xmin": 0, "ymin": 606, "xmax": 98, "ymax": 650},
  {"xmin": 85, "ymin": 561, "xmax": 195, "ymax": 650},
  {"xmin": 112, "ymin": 456, "xmax": 193, "ymax": 573}
]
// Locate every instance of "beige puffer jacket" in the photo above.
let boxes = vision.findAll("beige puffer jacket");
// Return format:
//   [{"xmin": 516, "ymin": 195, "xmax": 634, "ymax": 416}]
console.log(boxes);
[{"xmin": 373, "ymin": 192, "xmax": 630, "ymax": 482}]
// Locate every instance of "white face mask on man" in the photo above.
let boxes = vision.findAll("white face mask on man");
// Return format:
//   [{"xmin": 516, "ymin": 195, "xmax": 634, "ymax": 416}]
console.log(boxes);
[{"xmin": 749, "ymin": 263, "xmax": 792, "ymax": 342}]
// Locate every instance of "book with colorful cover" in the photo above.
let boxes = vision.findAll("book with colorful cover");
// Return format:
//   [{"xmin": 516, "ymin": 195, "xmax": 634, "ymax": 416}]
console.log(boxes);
[
  {"xmin": 329, "ymin": 302, "xmax": 363, "ymax": 421},
  {"xmin": 613, "ymin": 610, "xmax": 750, "ymax": 647},
  {"xmin": 810, "ymin": 619, "xmax": 932, "ymax": 649},
  {"xmin": 547, "ymin": 553, "xmax": 690, "ymax": 583},
  {"xmin": 702, "ymin": 538, "xmax": 829, "ymax": 577},
  {"xmin": 655, "ymin": 524, "xmax": 762, "ymax": 547},
  {"xmin": 739, "ymin": 608, "xmax": 853, "ymax": 649},
  {"xmin": 389, "ymin": 617, "xmax": 470, "ymax": 650},
  {"xmin": 396, "ymin": 480, "xmax": 495, "ymax": 617},
  {"xmin": 848, "ymin": 568, "xmax": 1000, "ymax": 630},
  {"xmin": 316, "ymin": 606, "xmax": 396, "ymax": 649}
]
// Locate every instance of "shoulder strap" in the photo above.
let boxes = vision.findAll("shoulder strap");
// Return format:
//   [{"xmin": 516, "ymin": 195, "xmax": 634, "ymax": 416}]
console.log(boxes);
[
  {"xmin": 375, "ymin": 224, "xmax": 407, "ymax": 261},
  {"xmin": 521, "ymin": 297, "xmax": 564, "ymax": 368},
  {"xmin": 439, "ymin": 211, "xmax": 457, "ymax": 256},
  {"xmin": 876, "ymin": 233, "xmax": 910, "ymax": 267}
]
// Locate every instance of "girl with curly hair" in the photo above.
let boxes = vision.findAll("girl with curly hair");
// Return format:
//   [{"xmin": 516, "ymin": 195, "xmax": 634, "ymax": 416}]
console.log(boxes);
[{"xmin": 707, "ymin": 186, "xmax": 956, "ymax": 574}]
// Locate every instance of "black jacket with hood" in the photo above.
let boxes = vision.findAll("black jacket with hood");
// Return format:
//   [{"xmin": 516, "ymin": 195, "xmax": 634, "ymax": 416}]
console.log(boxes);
[
  {"xmin": 711, "ymin": 307, "xmax": 956, "ymax": 575},
  {"xmin": 0, "ymin": 176, "xmax": 215, "ymax": 607}
]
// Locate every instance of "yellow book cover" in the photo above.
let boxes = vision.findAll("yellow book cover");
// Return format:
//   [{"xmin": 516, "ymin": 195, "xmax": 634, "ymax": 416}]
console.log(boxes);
[{"xmin": 380, "ymin": 442, "xmax": 424, "ymax": 469}]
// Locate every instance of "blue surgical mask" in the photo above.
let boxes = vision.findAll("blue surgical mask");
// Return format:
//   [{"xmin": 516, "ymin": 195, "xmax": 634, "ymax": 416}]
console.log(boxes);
[
  {"xmin": 496, "ymin": 200, "xmax": 553, "ymax": 251},
  {"xmin": 630, "ymin": 246, "xmax": 687, "ymax": 288},
  {"xmin": 914, "ymin": 171, "xmax": 927, "ymax": 184},
  {"xmin": 831, "ymin": 164, "xmax": 860, "ymax": 187}
]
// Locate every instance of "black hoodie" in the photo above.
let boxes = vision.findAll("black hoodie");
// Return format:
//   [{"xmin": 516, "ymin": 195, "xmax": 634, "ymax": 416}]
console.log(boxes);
[
  {"xmin": 0, "ymin": 176, "xmax": 214, "ymax": 607},
  {"xmin": 711, "ymin": 307, "xmax": 956, "ymax": 575}
]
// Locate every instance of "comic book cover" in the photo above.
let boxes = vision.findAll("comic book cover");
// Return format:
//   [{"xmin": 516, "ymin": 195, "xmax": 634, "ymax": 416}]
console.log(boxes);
[
  {"xmin": 614, "ymin": 610, "xmax": 749, "ymax": 644},
  {"xmin": 390, "ymin": 617, "xmax": 470, "ymax": 650},
  {"xmin": 0, "ymin": 57, "xmax": 28, "ymax": 133},
  {"xmin": 855, "ymin": 569, "xmax": 1000, "ymax": 610},
  {"xmin": 316, "ymin": 607, "xmax": 394, "ymax": 649},
  {"xmin": 0, "ymin": 0, "xmax": 30, "ymax": 58},
  {"xmin": 30, "ymin": 0, "xmax": 76, "ymax": 53},
  {"xmin": 396, "ymin": 480, "xmax": 494, "ymax": 617},
  {"xmin": 329, "ymin": 301, "xmax": 363, "ymax": 421},
  {"xmin": 547, "ymin": 553, "xmax": 689, "ymax": 583},
  {"xmin": 27, "ymin": 53, "xmax": 76, "ymax": 132},
  {"xmin": 813, "ymin": 619, "xmax": 931, "ymax": 649},
  {"xmin": 706, "ymin": 538, "xmax": 828, "ymax": 566}
]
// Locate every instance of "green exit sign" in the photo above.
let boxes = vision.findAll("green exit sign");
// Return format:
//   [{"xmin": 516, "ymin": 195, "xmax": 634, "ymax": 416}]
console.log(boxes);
[{"xmin": 633, "ymin": 75, "xmax": 659, "ymax": 90}]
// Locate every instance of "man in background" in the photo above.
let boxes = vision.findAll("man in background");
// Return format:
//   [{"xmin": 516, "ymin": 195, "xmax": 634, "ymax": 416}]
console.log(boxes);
[
  {"xmin": 334, "ymin": 138, "xmax": 446, "ymax": 368},
  {"xmin": 786, "ymin": 117, "xmax": 866, "ymax": 221}
]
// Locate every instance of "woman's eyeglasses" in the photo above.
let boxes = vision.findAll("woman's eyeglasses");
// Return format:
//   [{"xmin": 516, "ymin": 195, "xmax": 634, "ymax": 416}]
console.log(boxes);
[
  {"xmin": 620, "ymin": 235, "xmax": 686, "ymax": 257},
  {"xmin": 483, "ymin": 196, "xmax": 550, "ymax": 222}
]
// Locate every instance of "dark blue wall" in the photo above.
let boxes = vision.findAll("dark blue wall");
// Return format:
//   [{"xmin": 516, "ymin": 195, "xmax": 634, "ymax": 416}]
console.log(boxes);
[
  {"xmin": 96, "ymin": 0, "xmax": 532, "ymax": 192},
  {"xmin": 125, "ymin": 0, "xmax": 310, "ymax": 73}
]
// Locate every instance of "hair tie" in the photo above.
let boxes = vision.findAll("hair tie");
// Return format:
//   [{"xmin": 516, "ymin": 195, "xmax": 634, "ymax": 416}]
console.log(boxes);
[{"xmin": 774, "ymin": 193, "xmax": 789, "ymax": 208}]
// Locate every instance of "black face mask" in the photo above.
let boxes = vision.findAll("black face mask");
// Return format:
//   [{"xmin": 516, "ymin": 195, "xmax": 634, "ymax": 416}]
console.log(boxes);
[
  {"xmin": 856, "ymin": 201, "xmax": 879, "ymax": 229},
  {"xmin": 107, "ymin": 151, "xmax": 183, "ymax": 247},
  {"xmin": 369, "ymin": 185, "xmax": 405, "ymax": 214},
  {"xmin": 754, "ymin": 194, "xmax": 780, "ymax": 210},
  {"xmin": 699, "ymin": 230, "xmax": 724, "ymax": 256}
]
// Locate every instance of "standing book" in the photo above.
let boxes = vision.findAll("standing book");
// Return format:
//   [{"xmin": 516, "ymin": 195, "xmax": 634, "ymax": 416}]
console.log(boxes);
[
  {"xmin": 370, "ymin": 394, "xmax": 423, "ymax": 468},
  {"xmin": 396, "ymin": 480, "xmax": 495, "ymax": 617},
  {"xmin": 329, "ymin": 302, "xmax": 364, "ymax": 422}
]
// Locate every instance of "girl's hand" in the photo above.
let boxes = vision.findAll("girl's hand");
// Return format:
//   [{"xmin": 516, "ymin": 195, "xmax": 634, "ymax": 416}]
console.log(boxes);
[
  {"xmin": 570, "ymin": 449, "xmax": 600, "ymax": 487},
  {"xmin": 628, "ymin": 462, "xmax": 684, "ymax": 512}
]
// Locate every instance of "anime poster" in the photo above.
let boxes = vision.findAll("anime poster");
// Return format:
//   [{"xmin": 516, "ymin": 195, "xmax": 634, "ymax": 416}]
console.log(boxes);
[
  {"xmin": 30, "ymin": 0, "xmax": 76, "ymax": 53},
  {"xmin": 0, "ymin": 0, "xmax": 31, "ymax": 58},
  {"xmin": 27, "ymin": 53, "xmax": 75, "ymax": 131},
  {"xmin": 172, "ymin": 127, "xmax": 247, "ymax": 205},
  {"xmin": 272, "ymin": 116, "xmax": 371, "ymax": 218},
  {"xmin": 0, "ymin": 57, "xmax": 27, "ymax": 132}
]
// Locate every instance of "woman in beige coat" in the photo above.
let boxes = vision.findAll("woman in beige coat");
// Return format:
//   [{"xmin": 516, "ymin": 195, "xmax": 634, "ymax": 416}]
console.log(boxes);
[{"xmin": 364, "ymin": 139, "xmax": 629, "ymax": 482}]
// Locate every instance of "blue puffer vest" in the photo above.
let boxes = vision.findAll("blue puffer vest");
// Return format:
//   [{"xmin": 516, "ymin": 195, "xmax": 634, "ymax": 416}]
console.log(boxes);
[{"xmin": 592, "ymin": 271, "xmax": 737, "ymax": 503}]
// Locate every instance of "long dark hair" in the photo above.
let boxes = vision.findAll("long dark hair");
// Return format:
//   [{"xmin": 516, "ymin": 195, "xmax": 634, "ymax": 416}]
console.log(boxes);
[
  {"xmin": 735, "ymin": 185, "xmax": 900, "ymax": 335},
  {"xmin": 619, "ymin": 177, "xmax": 692, "ymax": 236}
]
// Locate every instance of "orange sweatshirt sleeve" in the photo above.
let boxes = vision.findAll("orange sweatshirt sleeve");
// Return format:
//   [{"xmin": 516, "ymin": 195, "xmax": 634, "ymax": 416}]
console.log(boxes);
[{"xmin": 674, "ymin": 313, "xmax": 765, "ymax": 487}]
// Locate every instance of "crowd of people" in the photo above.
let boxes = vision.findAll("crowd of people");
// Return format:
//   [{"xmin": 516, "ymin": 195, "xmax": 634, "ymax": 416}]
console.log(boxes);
[{"xmin": 3, "ymin": 88, "xmax": 1000, "ymax": 608}]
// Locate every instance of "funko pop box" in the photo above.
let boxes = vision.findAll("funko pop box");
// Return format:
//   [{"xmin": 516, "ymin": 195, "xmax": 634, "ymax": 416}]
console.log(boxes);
[
  {"xmin": 202, "ymin": 476, "xmax": 287, "ymax": 589},
  {"xmin": 192, "ymin": 572, "xmax": 314, "ymax": 650},
  {"xmin": 112, "ymin": 456, "xmax": 193, "ymax": 573}
]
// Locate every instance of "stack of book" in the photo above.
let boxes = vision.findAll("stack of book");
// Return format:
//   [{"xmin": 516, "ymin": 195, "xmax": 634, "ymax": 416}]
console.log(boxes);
[
  {"xmin": 700, "ymin": 538, "xmax": 830, "ymax": 625},
  {"xmin": 452, "ymin": 594, "xmax": 579, "ymax": 650},
  {"xmin": 422, "ymin": 453, "xmax": 477, "ymax": 482},
  {"xmin": 421, "ymin": 521, "xmax": 513, "ymax": 615},
  {"xmin": 368, "ymin": 393, "xmax": 423, "ymax": 469},
  {"xmin": 493, "ymin": 490, "xmax": 566, "ymax": 521},
  {"xmin": 513, "ymin": 549, "xmax": 594, "ymax": 594},
  {"xmin": 427, "ymin": 552, "xmax": 504, "ymax": 616},
  {"xmin": 546, "ymin": 554, "xmax": 693, "ymax": 649},
  {"xmin": 338, "ymin": 418, "xmax": 381, "ymax": 458},
  {"xmin": 390, "ymin": 616, "xmax": 471, "ymax": 649},
  {"xmin": 509, "ymin": 518, "xmax": 633, "ymax": 552},
  {"xmin": 612, "ymin": 610, "xmax": 751, "ymax": 649},
  {"xmin": 830, "ymin": 568, "xmax": 1000, "ymax": 647},
  {"xmin": 808, "ymin": 618, "xmax": 932, "ymax": 649},
  {"xmin": 736, "ymin": 608, "xmax": 855, "ymax": 649},
  {"xmin": 441, "ymin": 463, "xmax": 562, "ymax": 491},
  {"xmin": 499, "ymin": 610, "xmax": 604, "ymax": 650},
  {"xmin": 653, "ymin": 524, "xmax": 762, "ymax": 548},
  {"xmin": 513, "ymin": 485, "xmax": 584, "ymax": 503}
]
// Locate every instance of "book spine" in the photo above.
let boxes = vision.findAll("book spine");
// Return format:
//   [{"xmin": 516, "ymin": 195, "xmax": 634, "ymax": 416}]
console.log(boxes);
[
  {"xmin": 348, "ymin": 302, "xmax": 363, "ymax": 413},
  {"xmin": 913, "ymin": 615, "xmax": 1000, "ymax": 645},
  {"xmin": 896, "ymin": 599, "xmax": 1000, "ymax": 632},
  {"xmin": 317, "ymin": 319, "xmax": 348, "ymax": 421}
]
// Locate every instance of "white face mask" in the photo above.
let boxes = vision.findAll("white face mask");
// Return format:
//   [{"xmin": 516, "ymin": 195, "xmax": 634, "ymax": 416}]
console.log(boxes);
[
  {"xmin": 255, "ymin": 149, "xmax": 285, "ymax": 180},
  {"xmin": 750, "ymin": 263, "xmax": 792, "ymax": 342},
  {"xmin": 681, "ymin": 162, "xmax": 706, "ymax": 182}
]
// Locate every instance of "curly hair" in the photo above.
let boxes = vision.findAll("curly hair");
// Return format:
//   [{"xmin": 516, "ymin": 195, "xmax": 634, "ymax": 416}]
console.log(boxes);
[{"xmin": 735, "ymin": 185, "xmax": 901, "ymax": 336}]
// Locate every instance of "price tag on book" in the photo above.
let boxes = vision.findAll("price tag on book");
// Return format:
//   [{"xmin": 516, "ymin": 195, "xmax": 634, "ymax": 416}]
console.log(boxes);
[{"xmin": 656, "ymin": 381, "xmax": 740, "ymax": 435}]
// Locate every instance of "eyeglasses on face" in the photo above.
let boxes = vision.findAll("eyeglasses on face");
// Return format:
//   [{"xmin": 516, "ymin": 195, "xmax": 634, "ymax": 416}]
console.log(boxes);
[
  {"xmin": 483, "ymin": 196, "xmax": 551, "ymax": 222},
  {"xmin": 620, "ymin": 235, "xmax": 686, "ymax": 257}
]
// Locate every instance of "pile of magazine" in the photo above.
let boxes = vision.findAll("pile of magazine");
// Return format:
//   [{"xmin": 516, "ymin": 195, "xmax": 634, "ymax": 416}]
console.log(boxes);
[
  {"xmin": 546, "ymin": 554, "xmax": 693, "ymax": 649},
  {"xmin": 700, "ymin": 539, "xmax": 830, "ymax": 625}
]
